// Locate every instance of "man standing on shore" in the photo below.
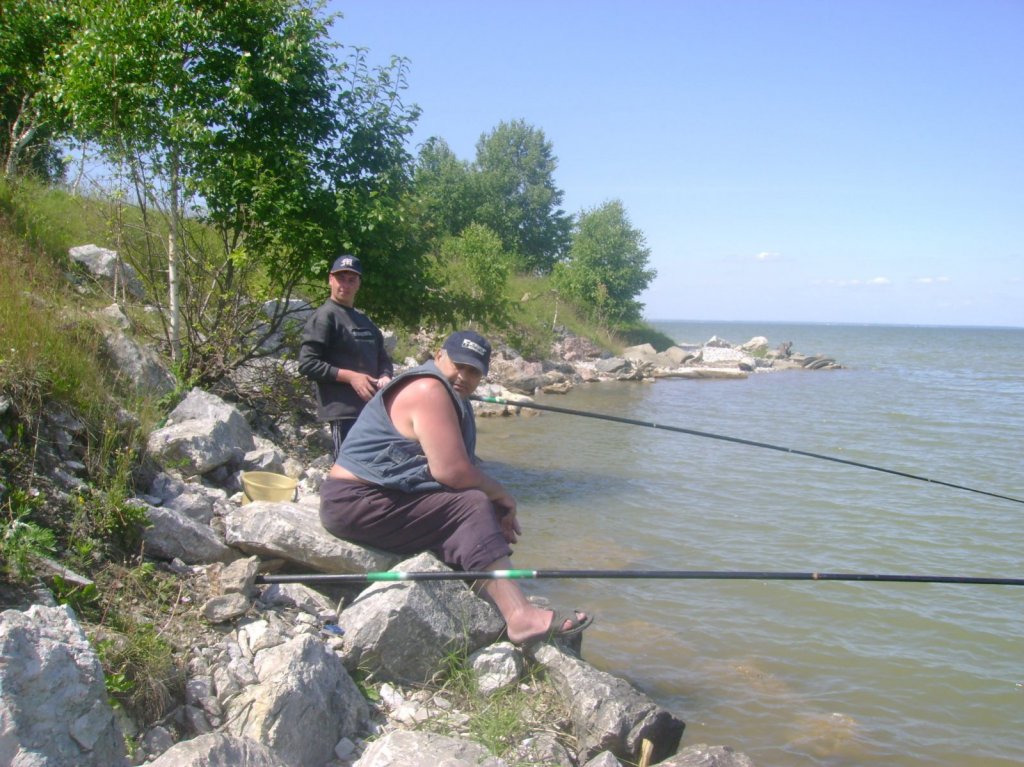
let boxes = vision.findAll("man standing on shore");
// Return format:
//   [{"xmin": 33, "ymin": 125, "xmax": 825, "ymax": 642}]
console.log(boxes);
[{"xmin": 298, "ymin": 255, "xmax": 393, "ymax": 460}]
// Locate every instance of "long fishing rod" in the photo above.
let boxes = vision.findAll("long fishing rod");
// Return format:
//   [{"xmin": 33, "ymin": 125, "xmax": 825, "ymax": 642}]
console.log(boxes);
[
  {"xmin": 255, "ymin": 569, "xmax": 1024, "ymax": 587},
  {"xmin": 471, "ymin": 395, "xmax": 1024, "ymax": 506}
]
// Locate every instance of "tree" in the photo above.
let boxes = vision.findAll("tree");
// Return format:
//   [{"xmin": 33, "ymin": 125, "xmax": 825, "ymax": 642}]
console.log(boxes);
[
  {"xmin": 54, "ymin": 0, "xmax": 423, "ymax": 381},
  {"xmin": 413, "ymin": 136, "xmax": 478, "ymax": 241},
  {"xmin": 0, "ymin": 0, "xmax": 75, "ymax": 180},
  {"xmin": 553, "ymin": 200, "xmax": 656, "ymax": 327},
  {"xmin": 473, "ymin": 120, "xmax": 571, "ymax": 274},
  {"xmin": 427, "ymin": 223, "xmax": 516, "ymax": 330}
]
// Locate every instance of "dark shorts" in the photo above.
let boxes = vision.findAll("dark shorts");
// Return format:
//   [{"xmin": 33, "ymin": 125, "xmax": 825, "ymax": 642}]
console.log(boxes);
[{"xmin": 319, "ymin": 477, "xmax": 512, "ymax": 572}]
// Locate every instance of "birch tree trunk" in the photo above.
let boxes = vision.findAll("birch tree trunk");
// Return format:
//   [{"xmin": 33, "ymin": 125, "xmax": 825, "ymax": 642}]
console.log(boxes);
[
  {"xmin": 168, "ymin": 156, "xmax": 182, "ymax": 363},
  {"xmin": 3, "ymin": 96, "xmax": 40, "ymax": 178}
]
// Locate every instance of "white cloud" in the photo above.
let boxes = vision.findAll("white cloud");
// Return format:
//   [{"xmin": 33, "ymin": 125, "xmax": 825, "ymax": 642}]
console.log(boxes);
[
  {"xmin": 814, "ymin": 276, "xmax": 891, "ymax": 288},
  {"xmin": 756, "ymin": 251, "xmax": 780, "ymax": 262},
  {"xmin": 914, "ymin": 276, "xmax": 952, "ymax": 285}
]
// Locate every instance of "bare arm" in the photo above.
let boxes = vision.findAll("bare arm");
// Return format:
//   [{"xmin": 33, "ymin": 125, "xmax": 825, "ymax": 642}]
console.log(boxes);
[{"xmin": 389, "ymin": 378, "xmax": 519, "ymax": 537}]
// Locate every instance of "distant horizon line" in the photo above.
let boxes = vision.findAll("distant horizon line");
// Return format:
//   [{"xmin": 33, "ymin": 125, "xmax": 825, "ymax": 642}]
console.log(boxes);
[{"xmin": 644, "ymin": 318, "xmax": 1023, "ymax": 331}]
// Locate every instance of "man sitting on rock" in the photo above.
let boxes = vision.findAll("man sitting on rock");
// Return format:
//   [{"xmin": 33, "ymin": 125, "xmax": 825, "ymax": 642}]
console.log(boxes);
[{"xmin": 319, "ymin": 330, "xmax": 592, "ymax": 645}]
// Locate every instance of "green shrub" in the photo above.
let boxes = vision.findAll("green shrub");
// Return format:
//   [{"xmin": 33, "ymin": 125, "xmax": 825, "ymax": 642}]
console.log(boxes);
[
  {"xmin": 0, "ymin": 490, "xmax": 56, "ymax": 582},
  {"xmin": 616, "ymin": 322, "xmax": 677, "ymax": 351}
]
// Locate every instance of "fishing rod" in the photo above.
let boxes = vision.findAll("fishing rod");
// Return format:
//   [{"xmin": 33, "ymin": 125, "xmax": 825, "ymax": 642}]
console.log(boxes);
[
  {"xmin": 255, "ymin": 569, "xmax": 1024, "ymax": 587},
  {"xmin": 471, "ymin": 395, "xmax": 1024, "ymax": 506}
]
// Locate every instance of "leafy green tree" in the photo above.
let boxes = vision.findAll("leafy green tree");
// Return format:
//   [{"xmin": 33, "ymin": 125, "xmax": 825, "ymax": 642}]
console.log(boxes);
[
  {"xmin": 316, "ymin": 49, "xmax": 428, "ymax": 329},
  {"xmin": 0, "ymin": 0, "xmax": 75, "ymax": 179},
  {"xmin": 553, "ymin": 200, "xmax": 656, "ymax": 327},
  {"xmin": 53, "ymin": 0, "xmax": 423, "ymax": 380},
  {"xmin": 428, "ymin": 222, "xmax": 516, "ymax": 330},
  {"xmin": 413, "ymin": 136, "xmax": 479, "ymax": 241},
  {"xmin": 473, "ymin": 120, "xmax": 571, "ymax": 274}
]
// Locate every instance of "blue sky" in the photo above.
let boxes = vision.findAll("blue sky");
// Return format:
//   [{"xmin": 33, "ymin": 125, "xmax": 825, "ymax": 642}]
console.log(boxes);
[{"xmin": 325, "ymin": 0, "xmax": 1023, "ymax": 328}]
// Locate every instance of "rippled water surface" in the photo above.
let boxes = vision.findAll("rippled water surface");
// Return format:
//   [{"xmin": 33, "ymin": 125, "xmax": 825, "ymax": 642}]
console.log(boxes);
[{"xmin": 476, "ymin": 322, "xmax": 1024, "ymax": 767}]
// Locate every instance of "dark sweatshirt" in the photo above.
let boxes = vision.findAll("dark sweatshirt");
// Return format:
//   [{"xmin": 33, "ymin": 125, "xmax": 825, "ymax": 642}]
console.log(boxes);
[{"xmin": 297, "ymin": 300, "xmax": 394, "ymax": 422}]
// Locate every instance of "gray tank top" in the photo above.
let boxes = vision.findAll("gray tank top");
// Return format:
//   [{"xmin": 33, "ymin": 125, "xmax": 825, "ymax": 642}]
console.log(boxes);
[{"xmin": 335, "ymin": 360, "xmax": 477, "ymax": 493}]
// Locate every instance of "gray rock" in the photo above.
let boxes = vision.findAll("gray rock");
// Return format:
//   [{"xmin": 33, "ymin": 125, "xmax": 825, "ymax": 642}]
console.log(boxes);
[
  {"xmin": 582, "ymin": 752, "xmax": 625, "ymax": 766},
  {"xmin": 595, "ymin": 356, "xmax": 630, "ymax": 374},
  {"xmin": 147, "ymin": 419, "xmax": 250, "ymax": 476},
  {"xmin": 622, "ymin": 343, "xmax": 659, "ymax": 364},
  {"xmin": 224, "ymin": 634, "xmax": 368, "ymax": 766},
  {"xmin": 0, "ymin": 604, "xmax": 129, "ymax": 767},
  {"xmin": 147, "ymin": 389, "xmax": 257, "ymax": 476},
  {"xmin": 658, "ymin": 743, "xmax": 756, "ymax": 766},
  {"xmin": 553, "ymin": 334, "xmax": 606, "ymax": 361},
  {"xmin": 147, "ymin": 732, "xmax": 288, "ymax": 767},
  {"xmin": 502, "ymin": 374, "xmax": 546, "ymax": 395},
  {"xmin": 259, "ymin": 582, "xmax": 337, "ymax": 617},
  {"xmin": 142, "ymin": 503, "xmax": 237, "ymax": 564},
  {"xmin": 68, "ymin": 243, "xmax": 145, "ymax": 298},
  {"xmin": 656, "ymin": 346, "xmax": 694, "ymax": 367},
  {"xmin": 100, "ymin": 324, "xmax": 176, "ymax": 396},
  {"xmin": 162, "ymin": 485, "xmax": 224, "ymax": 525},
  {"xmin": 186, "ymin": 673, "xmax": 222, "ymax": 721},
  {"xmin": 530, "ymin": 642, "xmax": 685, "ymax": 765},
  {"xmin": 339, "ymin": 553, "xmax": 505, "ymax": 684},
  {"xmin": 354, "ymin": 730, "xmax": 508, "ymax": 767},
  {"xmin": 202, "ymin": 593, "xmax": 252, "ymax": 623},
  {"xmin": 243, "ymin": 437, "xmax": 286, "ymax": 474},
  {"xmin": 100, "ymin": 302, "xmax": 131, "ymax": 328},
  {"xmin": 738, "ymin": 336, "xmax": 769, "ymax": 355},
  {"xmin": 698, "ymin": 346, "xmax": 755, "ymax": 369},
  {"xmin": 255, "ymin": 298, "xmax": 314, "ymax": 354},
  {"xmin": 149, "ymin": 471, "xmax": 188, "ymax": 501},
  {"xmin": 223, "ymin": 501, "xmax": 400, "ymax": 573},
  {"xmin": 509, "ymin": 731, "xmax": 576, "ymax": 766},
  {"xmin": 217, "ymin": 556, "xmax": 262, "ymax": 596},
  {"xmin": 141, "ymin": 725, "xmax": 176, "ymax": 760},
  {"xmin": 469, "ymin": 641, "xmax": 524, "ymax": 695}
]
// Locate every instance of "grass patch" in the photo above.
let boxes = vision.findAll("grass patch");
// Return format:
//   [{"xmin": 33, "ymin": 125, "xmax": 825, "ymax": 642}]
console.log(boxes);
[
  {"xmin": 0, "ymin": 218, "xmax": 117, "ymax": 419},
  {"xmin": 0, "ymin": 177, "xmax": 113, "ymax": 262},
  {"xmin": 0, "ymin": 489, "xmax": 57, "ymax": 582},
  {"xmin": 616, "ymin": 321, "xmax": 678, "ymax": 351},
  {"xmin": 82, "ymin": 561, "xmax": 199, "ymax": 722},
  {"xmin": 422, "ymin": 644, "xmax": 575, "ymax": 764}
]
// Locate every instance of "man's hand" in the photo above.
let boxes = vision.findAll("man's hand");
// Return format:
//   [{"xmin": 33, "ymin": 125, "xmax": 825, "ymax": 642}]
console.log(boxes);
[
  {"xmin": 494, "ymin": 494, "xmax": 520, "ymax": 544},
  {"xmin": 343, "ymin": 371, "xmax": 378, "ymax": 401}
]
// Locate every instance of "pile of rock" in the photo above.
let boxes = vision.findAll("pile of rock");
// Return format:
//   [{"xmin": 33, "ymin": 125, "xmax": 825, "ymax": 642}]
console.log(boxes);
[
  {"xmin": 475, "ymin": 334, "xmax": 841, "ymax": 400},
  {"xmin": 1, "ymin": 387, "xmax": 758, "ymax": 767}
]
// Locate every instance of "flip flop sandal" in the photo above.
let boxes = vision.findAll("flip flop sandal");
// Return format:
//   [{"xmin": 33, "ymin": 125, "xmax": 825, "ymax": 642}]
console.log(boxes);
[{"xmin": 515, "ymin": 609, "xmax": 593, "ymax": 646}]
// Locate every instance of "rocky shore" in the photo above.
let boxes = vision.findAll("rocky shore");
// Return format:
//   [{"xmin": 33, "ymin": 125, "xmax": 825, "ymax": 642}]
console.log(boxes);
[
  {"xmin": 1, "ymin": 260, "xmax": 842, "ymax": 766},
  {"xmin": 468, "ymin": 329, "xmax": 840, "ymax": 403},
  {"xmin": 2, "ymin": 381, "xmax": 761, "ymax": 767}
]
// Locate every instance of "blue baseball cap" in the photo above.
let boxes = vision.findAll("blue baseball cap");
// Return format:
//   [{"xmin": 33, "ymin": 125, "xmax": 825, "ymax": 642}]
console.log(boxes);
[
  {"xmin": 330, "ymin": 254, "xmax": 362, "ymax": 275},
  {"xmin": 442, "ymin": 330, "xmax": 491, "ymax": 376}
]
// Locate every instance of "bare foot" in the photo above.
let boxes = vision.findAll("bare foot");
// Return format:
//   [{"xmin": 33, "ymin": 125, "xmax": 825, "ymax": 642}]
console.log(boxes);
[{"xmin": 506, "ymin": 607, "xmax": 592, "ymax": 646}]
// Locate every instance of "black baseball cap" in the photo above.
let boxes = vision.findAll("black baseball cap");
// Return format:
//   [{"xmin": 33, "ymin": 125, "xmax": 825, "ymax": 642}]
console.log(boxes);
[
  {"xmin": 330, "ymin": 254, "xmax": 362, "ymax": 275},
  {"xmin": 442, "ymin": 330, "xmax": 491, "ymax": 376}
]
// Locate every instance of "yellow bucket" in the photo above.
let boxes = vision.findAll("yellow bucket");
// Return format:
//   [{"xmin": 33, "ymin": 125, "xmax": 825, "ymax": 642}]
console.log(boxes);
[{"xmin": 241, "ymin": 471, "xmax": 298, "ymax": 504}]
